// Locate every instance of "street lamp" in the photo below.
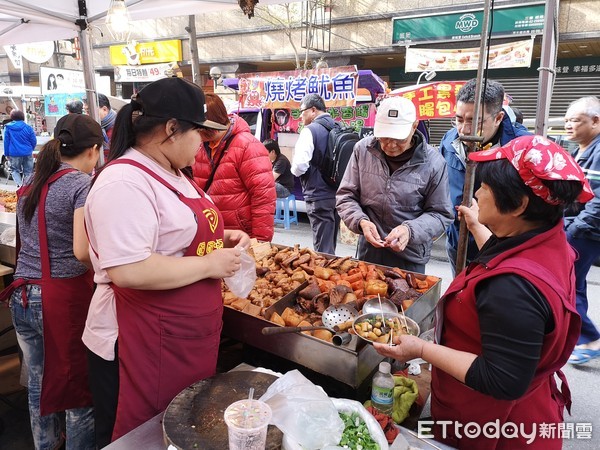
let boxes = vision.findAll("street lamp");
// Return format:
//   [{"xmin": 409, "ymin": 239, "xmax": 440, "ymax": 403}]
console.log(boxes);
[
  {"xmin": 416, "ymin": 70, "xmax": 436, "ymax": 85},
  {"xmin": 106, "ymin": 0, "xmax": 132, "ymax": 42}
]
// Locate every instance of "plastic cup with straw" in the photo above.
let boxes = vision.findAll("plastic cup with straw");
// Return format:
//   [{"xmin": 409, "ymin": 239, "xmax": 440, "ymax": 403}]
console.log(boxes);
[{"xmin": 224, "ymin": 387, "xmax": 271, "ymax": 450}]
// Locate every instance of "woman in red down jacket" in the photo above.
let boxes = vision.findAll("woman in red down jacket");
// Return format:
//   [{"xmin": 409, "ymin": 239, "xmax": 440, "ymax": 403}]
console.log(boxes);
[{"xmin": 192, "ymin": 94, "xmax": 276, "ymax": 241}]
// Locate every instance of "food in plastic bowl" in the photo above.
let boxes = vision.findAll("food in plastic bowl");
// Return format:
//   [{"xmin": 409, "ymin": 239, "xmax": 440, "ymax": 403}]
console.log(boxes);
[{"xmin": 352, "ymin": 312, "xmax": 420, "ymax": 345}]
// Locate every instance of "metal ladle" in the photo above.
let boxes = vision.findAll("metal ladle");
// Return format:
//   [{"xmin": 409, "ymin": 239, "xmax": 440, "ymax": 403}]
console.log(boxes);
[
  {"xmin": 362, "ymin": 296, "xmax": 398, "ymax": 315},
  {"xmin": 262, "ymin": 303, "xmax": 358, "ymax": 346}
]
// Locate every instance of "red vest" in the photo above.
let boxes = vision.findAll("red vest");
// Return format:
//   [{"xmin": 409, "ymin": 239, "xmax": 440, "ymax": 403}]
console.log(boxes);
[
  {"xmin": 431, "ymin": 222, "xmax": 580, "ymax": 449},
  {"xmin": 95, "ymin": 160, "xmax": 226, "ymax": 441},
  {"xmin": 0, "ymin": 168, "xmax": 94, "ymax": 414}
]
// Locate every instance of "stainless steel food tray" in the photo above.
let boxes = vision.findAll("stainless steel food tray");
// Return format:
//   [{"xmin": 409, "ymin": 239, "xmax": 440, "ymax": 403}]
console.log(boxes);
[{"xmin": 222, "ymin": 249, "xmax": 442, "ymax": 388}]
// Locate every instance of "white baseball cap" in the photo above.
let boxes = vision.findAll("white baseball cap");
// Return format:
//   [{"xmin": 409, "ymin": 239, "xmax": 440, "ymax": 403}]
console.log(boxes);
[{"xmin": 374, "ymin": 97, "xmax": 417, "ymax": 140}]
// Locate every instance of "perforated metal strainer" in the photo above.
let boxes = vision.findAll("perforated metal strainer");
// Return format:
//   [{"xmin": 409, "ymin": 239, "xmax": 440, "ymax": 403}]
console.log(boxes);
[{"xmin": 321, "ymin": 304, "xmax": 359, "ymax": 328}]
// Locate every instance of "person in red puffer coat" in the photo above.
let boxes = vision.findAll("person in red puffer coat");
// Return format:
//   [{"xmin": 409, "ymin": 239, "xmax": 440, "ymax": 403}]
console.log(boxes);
[{"xmin": 192, "ymin": 94, "xmax": 276, "ymax": 241}]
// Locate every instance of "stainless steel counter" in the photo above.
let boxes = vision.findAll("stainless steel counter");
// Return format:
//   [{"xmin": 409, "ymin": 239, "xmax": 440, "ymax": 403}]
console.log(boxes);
[
  {"xmin": 0, "ymin": 214, "xmax": 16, "ymax": 266},
  {"xmin": 105, "ymin": 365, "xmax": 456, "ymax": 450}
]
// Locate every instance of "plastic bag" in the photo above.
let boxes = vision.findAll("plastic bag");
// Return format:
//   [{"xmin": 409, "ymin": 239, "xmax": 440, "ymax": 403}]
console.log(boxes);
[
  {"xmin": 281, "ymin": 398, "xmax": 389, "ymax": 450},
  {"xmin": 259, "ymin": 370, "xmax": 344, "ymax": 449},
  {"xmin": 0, "ymin": 226, "xmax": 16, "ymax": 246},
  {"xmin": 223, "ymin": 248, "xmax": 256, "ymax": 298},
  {"xmin": 326, "ymin": 398, "xmax": 389, "ymax": 450}
]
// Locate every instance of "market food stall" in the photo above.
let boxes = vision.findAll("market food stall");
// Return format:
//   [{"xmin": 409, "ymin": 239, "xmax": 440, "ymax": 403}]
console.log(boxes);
[
  {"xmin": 100, "ymin": 239, "xmax": 447, "ymax": 449},
  {"xmin": 222, "ymin": 244, "xmax": 440, "ymax": 393}
]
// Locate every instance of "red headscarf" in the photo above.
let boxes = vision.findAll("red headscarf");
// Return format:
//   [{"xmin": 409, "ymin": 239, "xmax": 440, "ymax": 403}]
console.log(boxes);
[{"xmin": 469, "ymin": 135, "xmax": 594, "ymax": 205}]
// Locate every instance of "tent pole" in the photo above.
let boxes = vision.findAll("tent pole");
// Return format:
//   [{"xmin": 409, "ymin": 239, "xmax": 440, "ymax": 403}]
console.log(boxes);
[
  {"xmin": 455, "ymin": 0, "xmax": 493, "ymax": 274},
  {"xmin": 80, "ymin": 27, "xmax": 102, "ymax": 165},
  {"xmin": 77, "ymin": 0, "xmax": 102, "ymax": 165},
  {"xmin": 188, "ymin": 15, "xmax": 201, "ymax": 85},
  {"xmin": 534, "ymin": 0, "xmax": 559, "ymax": 136}
]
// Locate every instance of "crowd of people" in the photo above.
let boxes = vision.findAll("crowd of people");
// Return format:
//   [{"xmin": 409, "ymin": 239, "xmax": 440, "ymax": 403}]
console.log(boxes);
[{"xmin": 1, "ymin": 75, "xmax": 599, "ymax": 449}]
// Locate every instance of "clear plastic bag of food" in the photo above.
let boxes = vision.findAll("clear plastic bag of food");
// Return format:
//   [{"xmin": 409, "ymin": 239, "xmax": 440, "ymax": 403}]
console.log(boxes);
[
  {"xmin": 259, "ymin": 370, "xmax": 344, "ymax": 449},
  {"xmin": 223, "ymin": 248, "xmax": 256, "ymax": 298}
]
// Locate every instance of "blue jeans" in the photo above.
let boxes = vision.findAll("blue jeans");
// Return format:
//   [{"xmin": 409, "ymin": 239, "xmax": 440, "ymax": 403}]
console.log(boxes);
[
  {"xmin": 567, "ymin": 235, "xmax": 600, "ymax": 345},
  {"xmin": 8, "ymin": 155, "xmax": 34, "ymax": 186},
  {"xmin": 10, "ymin": 285, "xmax": 95, "ymax": 450}
]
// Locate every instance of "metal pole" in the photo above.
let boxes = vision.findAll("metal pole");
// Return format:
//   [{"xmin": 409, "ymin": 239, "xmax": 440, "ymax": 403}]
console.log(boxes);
[
  {"xmin": 534, "ymin": 0, "xmax": 559, "ymax": 136},
  {"xmin": 76, "ymin": 0, "xmax": 102, "ymax": 164},
  {"xmin": 19, "ymin": 55, "xmax": 26, "ymax": 114},
  {"xmin": 187, "ymin": 15, "xmax": 200, "ymax": 85},
  {"xmin": 455, "ymin": 0, "xmax": 493, "ymax": 274},
  {"xmin": 80, "ymin": 28, "xmax": 101, "ymax": 165}
]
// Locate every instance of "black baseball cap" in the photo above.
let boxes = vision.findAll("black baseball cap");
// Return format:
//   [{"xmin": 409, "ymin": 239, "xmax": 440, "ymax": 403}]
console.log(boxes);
[
  {"xmin": 132, "ymin": 77, "xmax": 227, "ymax": 130},
  {"xmin": 54, "ymin": 114, "xmax": 103, "ymax": 149}
]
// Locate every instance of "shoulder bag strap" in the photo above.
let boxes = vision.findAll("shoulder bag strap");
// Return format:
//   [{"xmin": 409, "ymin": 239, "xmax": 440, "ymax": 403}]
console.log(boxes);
[{"xmin": 204, "ymin": 134, "xmax": 236, "ymax": 192}]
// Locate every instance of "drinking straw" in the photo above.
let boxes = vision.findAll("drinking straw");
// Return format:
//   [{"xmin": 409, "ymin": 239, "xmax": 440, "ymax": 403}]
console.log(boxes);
[
  {"xmin": 399, "ymin": 303, "xmax": 409, "ymax": 333},
  {"xmin": 243, "ymin": 387, "xmax": 255, "ymax": 428}
]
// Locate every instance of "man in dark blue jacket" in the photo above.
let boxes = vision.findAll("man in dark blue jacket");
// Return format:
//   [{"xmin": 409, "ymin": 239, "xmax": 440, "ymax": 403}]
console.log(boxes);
[
  {"xmin": 564, "ymin": 96, "xmax": 600, "ymax": 365},
  {"xmin": 291, "ymin": 94, "xmax": 339, "ymax": 254},
  {"xmin": 3, "ymin": 109, "xmax": 36, "ymax": 186},
  {"xmin": 440, "ymin": 79, "xmax": 530, "ymax": 275}
]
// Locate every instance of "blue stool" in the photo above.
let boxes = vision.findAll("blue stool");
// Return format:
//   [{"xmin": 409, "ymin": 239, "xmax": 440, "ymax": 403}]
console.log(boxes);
[{"xmin": 274, "ymin": 194, "xmax": 298, "ymax": 230}]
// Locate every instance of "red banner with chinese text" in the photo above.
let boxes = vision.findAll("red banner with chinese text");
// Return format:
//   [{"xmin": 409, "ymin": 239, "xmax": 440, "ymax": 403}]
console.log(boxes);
[{"xmin": 387, "ymin": 81, "xmax": 467, "ymax": 120}]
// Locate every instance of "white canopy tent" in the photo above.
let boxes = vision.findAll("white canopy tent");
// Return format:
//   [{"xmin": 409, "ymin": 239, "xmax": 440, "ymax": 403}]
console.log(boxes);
[
  {"xmin": 0, "ymin": 0, "xmax": 298, "ymax": 163},
  {"xmin": 0, "ymin": 1, "xmax": 297, "ymax": 46}
]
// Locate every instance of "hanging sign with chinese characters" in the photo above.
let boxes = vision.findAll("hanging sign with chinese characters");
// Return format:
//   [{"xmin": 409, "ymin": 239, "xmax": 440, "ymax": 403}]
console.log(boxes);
[
  {"xmin": 114, "ymin": 63, "xmax": 182, "ymax": 83},
  {"xmin": 387, "ymin": 82, "xmax": 467, "ymax": 120},
  {"xmin": 406, "ymin": 39, "xmax": 534, "ymax": 73},
  {"xmin": 238, "ymin": 66, "xmax": 359, "ymax": 109},
  {"xmin": 3, "ymin": 45, "xmax": 22, "ymax": 70}
]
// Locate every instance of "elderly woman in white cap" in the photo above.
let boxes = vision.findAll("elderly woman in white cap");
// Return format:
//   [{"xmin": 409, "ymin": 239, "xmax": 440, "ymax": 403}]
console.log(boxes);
[{"xmin": 336, "ymin": 96, "xmax": 453, "ymax": 273}]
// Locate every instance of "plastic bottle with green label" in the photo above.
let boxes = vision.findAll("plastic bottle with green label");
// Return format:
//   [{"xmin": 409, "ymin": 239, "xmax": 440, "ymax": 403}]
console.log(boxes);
[{"xmin": 371, "ymin": 361, "xmax": 394, "ymax": 415}]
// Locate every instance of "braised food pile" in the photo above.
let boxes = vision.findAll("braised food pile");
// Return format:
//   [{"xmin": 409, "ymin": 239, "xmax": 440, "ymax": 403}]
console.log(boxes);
[
  {"xmin": 0, "ymin": 190, "xmax": 17, "ymax": 213},
  {"xmin": 353, "ymin": 315, "xmax": 410, "ymax": 344},
  {"xmin": 223, "ymin": 243, "xmax": 439, "ymax": 343}
]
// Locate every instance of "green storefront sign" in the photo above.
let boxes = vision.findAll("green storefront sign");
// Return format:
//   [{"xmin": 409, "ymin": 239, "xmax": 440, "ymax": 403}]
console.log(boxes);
[{"xmin": 392, "ymin": 3, "xmax": 545, "ymax": 45}]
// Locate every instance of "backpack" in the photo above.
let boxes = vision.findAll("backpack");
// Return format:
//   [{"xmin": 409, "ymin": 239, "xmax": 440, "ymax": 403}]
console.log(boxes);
[{"xmin": 318, "ymin": 121, "xmax": 359, "ymax": 188}]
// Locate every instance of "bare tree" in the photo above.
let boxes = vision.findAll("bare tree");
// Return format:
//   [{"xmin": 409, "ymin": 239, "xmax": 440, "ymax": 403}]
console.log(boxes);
[{"xmin": 255, "ymin": 1, "xmax": 329, "ymax": 70}]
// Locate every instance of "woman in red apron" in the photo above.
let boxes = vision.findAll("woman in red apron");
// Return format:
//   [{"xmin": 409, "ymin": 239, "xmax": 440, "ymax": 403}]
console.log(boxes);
[
  {"xmin": 0, "ymin": 114, "xmax": 102, "ymax": 449},
  {"xmin": 374, "ymin": 136, "xmax": 593, "ymax": 449},
  {"xmin": 82, "ymin": 77, "xmax": 250, "ymax": 445}
]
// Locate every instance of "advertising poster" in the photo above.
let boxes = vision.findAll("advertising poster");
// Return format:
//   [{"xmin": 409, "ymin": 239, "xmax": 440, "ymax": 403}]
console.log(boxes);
[
  {"xmin": 40, "ymin": 67, "xmax": 85, "ymax": 95},
  {"xmin": 44, "ymin": 93, "xmax": 86, "ymax": 117},
  {"xmin": 272, "ymin": 103, "xmax": 377, "ymax": 134},
  {"xmin": 238, "ymin": 66, "xmax": 359, "ymax": 109},
  {"xmin": 405, "ymin": 39, "xmax": 534, "ymax": 73}
]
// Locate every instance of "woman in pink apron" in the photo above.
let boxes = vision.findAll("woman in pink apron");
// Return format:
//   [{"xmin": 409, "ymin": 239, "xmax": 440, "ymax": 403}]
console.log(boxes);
[
  {"xmin": 1, "ymin": 114, "xmax": 102, "ymax": 449},
  {"xmin": 374, "ymin": 136, "xmax": 593, "ymax": 449},
  {"xmin": 82, "ymin": 77, "xmax": 250, "ymax": 446}
]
